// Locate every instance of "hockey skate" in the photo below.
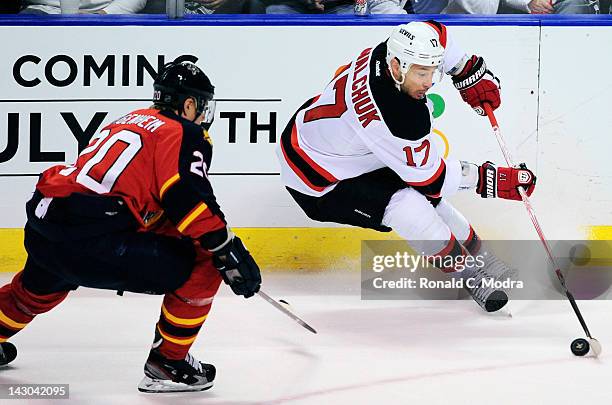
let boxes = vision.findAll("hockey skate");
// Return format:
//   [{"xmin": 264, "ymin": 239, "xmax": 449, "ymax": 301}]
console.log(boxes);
[
  {"xmin": 0, "ymin": 342, "xmax": 17, "ymax": 367},
  {"xmin": 138, "ymin": 347, "xmax": 216, "ymax": 393},
  {"xmin": 460, "ymin": 252, "xmax": 518, "ymax": 313}
]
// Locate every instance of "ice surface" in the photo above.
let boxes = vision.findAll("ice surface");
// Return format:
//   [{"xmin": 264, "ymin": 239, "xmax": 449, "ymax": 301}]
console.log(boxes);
[{"xmin": 0, "ymin": 271, "xmax": 610, "ymax": 405}]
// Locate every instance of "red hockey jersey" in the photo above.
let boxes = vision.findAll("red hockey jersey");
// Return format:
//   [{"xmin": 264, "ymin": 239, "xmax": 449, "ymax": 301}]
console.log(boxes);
[{"xmin": 36, "ymin": 108, "xmax": 226, "ymax": 240}]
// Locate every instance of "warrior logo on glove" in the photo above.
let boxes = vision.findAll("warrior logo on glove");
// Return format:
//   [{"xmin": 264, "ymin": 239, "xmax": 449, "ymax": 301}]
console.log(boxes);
[
  {"xmin": 452, "ymin": 55, "xmax": 501, "ymax": 116},
  {"xmin": 518, "ymin": 170, "xmax": 533, "ymax": 184},
  {"xmin": 478, "ymin": 162, "xmax": 536, "ymax": 201}
]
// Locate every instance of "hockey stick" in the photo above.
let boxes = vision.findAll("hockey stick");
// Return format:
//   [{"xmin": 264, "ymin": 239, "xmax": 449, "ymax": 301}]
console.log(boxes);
[
  {"xmin": 483, "ymin": 103, "xmax": 594, "ymax": 340},
  {"xmin": 257, "ymin": 290, "xmax": 317, "ymax": 334}
]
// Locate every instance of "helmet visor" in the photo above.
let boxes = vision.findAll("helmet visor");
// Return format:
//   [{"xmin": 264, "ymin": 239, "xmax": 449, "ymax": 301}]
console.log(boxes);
[
  {"xmin": 406, "ymin": 63, "xmax": 445, "ymax": 87},
  {"xmin": 200, "ymin": 99, "xmax": 216, "ymax": 125},
  {"xmin": 432, "ymin": 65, "xmax": 444, "ymax": 86}
]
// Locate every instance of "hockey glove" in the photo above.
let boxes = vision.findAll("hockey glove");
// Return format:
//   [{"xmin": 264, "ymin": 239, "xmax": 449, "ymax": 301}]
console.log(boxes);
[
  {"xmin": 212, "ymin": 236, "xmax": 261, "ymax": 298},
  {"xmin": 477, "ymin": 162, "xmax": 536, "ymax": 201},
  {"xmin": 452, "ymin": 55, "xmax": 501, "ymax": 116}
]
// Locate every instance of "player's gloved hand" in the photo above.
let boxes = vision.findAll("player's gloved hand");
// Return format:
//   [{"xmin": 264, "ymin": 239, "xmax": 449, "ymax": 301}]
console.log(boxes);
[
  {"xmin": 212, "ymin": 236, "xmax": 261, "ymax": 298},
  {"xmin": 477, "ymin": 162, "xmax": 536, "ymax": 201},
  {"xmin": 452, "ymin": 55, "xmax": 501, "ymax": 116}
]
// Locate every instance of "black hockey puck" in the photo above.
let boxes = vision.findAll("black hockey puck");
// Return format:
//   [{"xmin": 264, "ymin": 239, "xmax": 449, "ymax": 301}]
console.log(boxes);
[
  {"xmin": 570, "ymin": 338, "xmax": 590, "ymax": 356},
  {"xmin": 279, "ymin": 299, "xmax": 290, "ymax": 305}
]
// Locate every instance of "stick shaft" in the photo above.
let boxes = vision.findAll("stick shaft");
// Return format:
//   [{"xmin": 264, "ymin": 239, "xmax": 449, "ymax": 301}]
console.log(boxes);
[
  {"xmin": 257, "ymin": 290, "xmax": 317, "ymax": 334},
  {"xmin": 483, "ymin": 104, "xmax": 592, "ymax": 339}
]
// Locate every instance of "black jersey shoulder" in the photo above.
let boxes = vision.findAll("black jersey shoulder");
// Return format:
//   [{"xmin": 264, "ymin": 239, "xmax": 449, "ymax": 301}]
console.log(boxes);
[
  {"xmin": 158, "ymin": 109, "xmax": 223, "ymax": 220},
  {"xmin": 159, "ymin": 109, "xmax": 213, "ymax": 169},
  {"xmin": 368, "ymin": 42, "xmax": 432, "ymax": 142}
]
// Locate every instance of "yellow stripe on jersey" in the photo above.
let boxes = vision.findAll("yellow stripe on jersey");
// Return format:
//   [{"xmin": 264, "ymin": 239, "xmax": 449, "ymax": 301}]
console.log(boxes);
[
  {"xmin": 161, "ymin": 304, "xmax": 208, "ymax": 326},
  {"xmin": 203, "ymin": 129, "xmax": 213, "ymax": 145},
  {"xmin": 177, "ymin": 202, "xmax": 209, "ymax": 233},
  {"xmin": 157, "ymin": 326, "xmax": 198, "ymax": 346},
  {"xmin": 159, "ymin": 173, "xmax": 180, "ymax": 199},
  {"xmin": 0, "ymin": 309, "xmax": 28, "ymax": 330}
]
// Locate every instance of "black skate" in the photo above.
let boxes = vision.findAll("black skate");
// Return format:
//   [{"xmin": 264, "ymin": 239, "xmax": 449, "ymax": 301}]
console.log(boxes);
[
  {"xmin": 461, "ymin": 253, "xmax": 517, "ymax": 313},
  {"xmin": 0, "ymin": 342, "xmax": 17, "ymax": 367},
  {"xmin": 138, "ymin": 348, "xmax": 216, "ymax": 393}
]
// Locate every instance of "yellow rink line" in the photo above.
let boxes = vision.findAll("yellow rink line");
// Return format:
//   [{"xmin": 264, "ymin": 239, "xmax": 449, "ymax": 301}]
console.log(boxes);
[
  {"xmin": 0, "ymin": 228, "xmax": 401, "ymax": 273},
  {"xmin": 584, "ymin": 226, "xmax": 612, "ymax": 266},
  {"xmin": 1, "ymin": 227, "xmax": 610, "ymax": 273},
  {"xmin": 587, "ymin": 226, "xmax": 612, "ymax": 241},
  {"xmin": 0, "ymin": 229, "xmax": 27, "ymax": 274}
]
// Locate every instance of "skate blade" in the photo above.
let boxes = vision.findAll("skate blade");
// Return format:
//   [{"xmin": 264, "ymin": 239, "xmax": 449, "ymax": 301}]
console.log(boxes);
[{"xmin": 137, "ymin": 376, "xmax": 213, "ymax": 393}]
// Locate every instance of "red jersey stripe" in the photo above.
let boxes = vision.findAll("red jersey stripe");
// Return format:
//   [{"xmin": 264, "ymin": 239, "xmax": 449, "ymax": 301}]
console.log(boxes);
[
  {"xmin": 406, "ymin": 159, "xmax": 446, "ymax": 187},
  {"xmin": 290, "ymin": 124, "xmax": 338, "ymax": 184},
  {"xmin": 280, "ymin": 138, "xmax": 328, "ymax": 193}
]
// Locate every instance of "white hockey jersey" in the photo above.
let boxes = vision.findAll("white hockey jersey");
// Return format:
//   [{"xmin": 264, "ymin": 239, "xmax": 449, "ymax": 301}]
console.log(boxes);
[{"xmin": 277, "ymin": 21, "xmax": 467, "ymax": 199}]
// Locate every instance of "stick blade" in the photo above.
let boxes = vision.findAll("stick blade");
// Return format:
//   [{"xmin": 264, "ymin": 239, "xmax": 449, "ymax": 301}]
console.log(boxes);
[
  {"xmin": 589, "ymin": 338, "xmax": 602, "ymax": 358},
  {"xmin": 257, "ymin": 290, "xmax": 318, "ymax": 334}
]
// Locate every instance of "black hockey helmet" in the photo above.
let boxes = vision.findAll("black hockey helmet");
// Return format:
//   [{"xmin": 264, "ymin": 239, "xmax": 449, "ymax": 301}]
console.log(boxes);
[{"xmin": 153, "ymin": 55, "xmax": 216, "ymax": 128}]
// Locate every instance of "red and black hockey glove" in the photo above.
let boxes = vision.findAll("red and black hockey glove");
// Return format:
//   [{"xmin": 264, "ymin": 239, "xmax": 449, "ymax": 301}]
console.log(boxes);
[
  {"xmin": 477, "ymin": 162, "xmax": 536, "ymax": 201},
  {"xmin": 452, "ymin": 55, "xmax": 501, "ymax": 116}
]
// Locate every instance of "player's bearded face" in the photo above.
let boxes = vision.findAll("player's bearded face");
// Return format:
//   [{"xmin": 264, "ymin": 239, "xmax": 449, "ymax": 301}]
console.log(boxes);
[{"xmin": 403, "ymin": 65, "xmax": 437, "ymax": 100}]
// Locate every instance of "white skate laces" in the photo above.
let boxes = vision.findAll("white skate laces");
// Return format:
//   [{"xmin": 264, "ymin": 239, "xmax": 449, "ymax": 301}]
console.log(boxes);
[{"xmin": 185, "ymin": 353, "xmax": 203, "ymax": 374}]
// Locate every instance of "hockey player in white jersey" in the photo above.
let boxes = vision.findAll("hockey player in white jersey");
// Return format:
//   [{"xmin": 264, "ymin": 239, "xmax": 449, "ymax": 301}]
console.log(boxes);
[{"xmin": 277, "ymin": 20, "xmax": 536, "ymax": 312}]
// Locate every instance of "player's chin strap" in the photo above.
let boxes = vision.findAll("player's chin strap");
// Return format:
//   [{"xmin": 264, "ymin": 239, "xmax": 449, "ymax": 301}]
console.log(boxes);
[{"xmin": 388, "ymin": 65, "xmax": 406, "ymax": 91}]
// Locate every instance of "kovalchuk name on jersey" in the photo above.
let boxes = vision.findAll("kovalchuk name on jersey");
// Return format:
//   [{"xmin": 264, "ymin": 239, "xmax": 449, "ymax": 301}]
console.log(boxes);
[{"xmin": 278, "ymin": 34, "xmax": 466, "ymax": 200}]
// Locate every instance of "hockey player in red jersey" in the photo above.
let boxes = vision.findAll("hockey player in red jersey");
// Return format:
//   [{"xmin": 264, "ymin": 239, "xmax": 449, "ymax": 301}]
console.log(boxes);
[
  {"xmin": 0, "ymin": 56, "xmax": 261, "ymax": 393},
  {"xmin": 277, "ymin": 21, "xmax": 536, "ymax": 312}
]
